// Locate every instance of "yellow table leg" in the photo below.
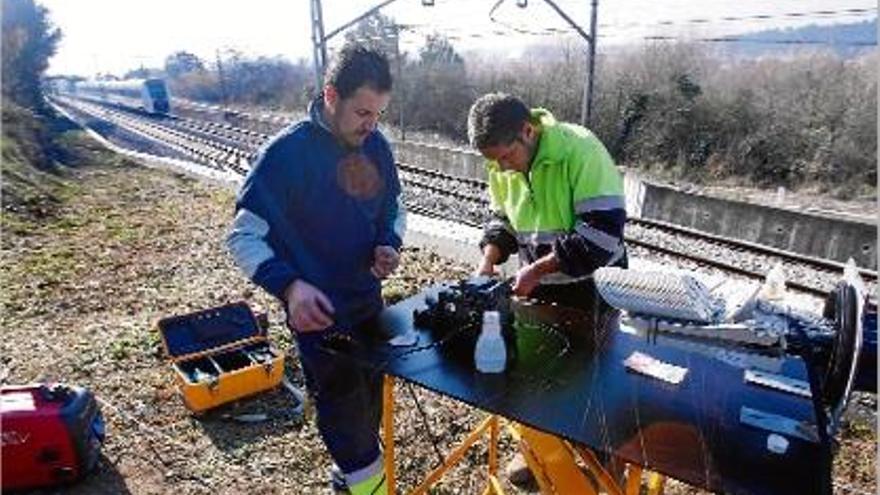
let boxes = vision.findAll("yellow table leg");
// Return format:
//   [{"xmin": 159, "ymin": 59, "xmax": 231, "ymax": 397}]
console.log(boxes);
[
  {"xmin": 573, "ymin": 446, "xmax": 624, "ymax": 495},
  {"xmin": 647, "ymin": 471, "xmax": 666, "ymax": 495},
  {"xmin": 383, "ymin": 375, "xmax": 396, "ymax": 495},
  {"xmin": 625, "ymin": 464, "xmax": 643, "ymax": 495},
  {"xmin": 487, "ymin": 474, "xmax": 505, "ymax": 494},
  {"xmin": 489, "ymin": 416, "xmax": 499, "ymax": 476},
  {"xmin": 379, "ymin": 373, "xmax": 667, "ymax": 495},
  {"xmin": 410, "ymin": 416, "xmax": 495, "ymax": 494},
  {"xmin": 509, "ymin": 424, "xmax": 599, "ymax": 495},
  {"xmin": 380, "ymin": 380, "xmax": 504, "ymax": 495}
]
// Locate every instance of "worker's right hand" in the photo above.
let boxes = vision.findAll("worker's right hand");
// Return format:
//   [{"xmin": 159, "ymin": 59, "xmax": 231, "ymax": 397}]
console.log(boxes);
[{"xmin": 285, "ymin": 280, "xmax": 335, "ymax": 332}]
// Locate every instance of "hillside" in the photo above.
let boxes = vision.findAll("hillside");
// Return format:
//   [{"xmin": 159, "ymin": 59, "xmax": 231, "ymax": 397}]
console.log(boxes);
[{"xmin": 722, "ymin": 18, "xmax": 877, "ymax": 58}]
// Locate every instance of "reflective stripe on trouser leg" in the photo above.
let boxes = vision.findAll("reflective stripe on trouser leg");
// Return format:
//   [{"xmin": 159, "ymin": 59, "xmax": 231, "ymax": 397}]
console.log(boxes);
[{"xmin": 347, "ymin": 455, "xmax": 387, "ymax": 495}]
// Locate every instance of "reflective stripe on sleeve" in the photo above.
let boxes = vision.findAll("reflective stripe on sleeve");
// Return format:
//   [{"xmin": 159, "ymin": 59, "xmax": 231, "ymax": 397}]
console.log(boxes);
[{"xmin": 226, "ymin": 208, "xmax": 275, "ymax": 278}]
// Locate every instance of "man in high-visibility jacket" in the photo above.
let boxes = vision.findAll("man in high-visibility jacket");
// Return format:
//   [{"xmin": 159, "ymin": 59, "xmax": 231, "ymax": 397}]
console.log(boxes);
[
  {"xmin": 468, "ymin": 92, "xmax": 628, "ymax": 487},
  {"xmin": 468, "ymin": 92, "xmax": 627, "ymax": 309}
]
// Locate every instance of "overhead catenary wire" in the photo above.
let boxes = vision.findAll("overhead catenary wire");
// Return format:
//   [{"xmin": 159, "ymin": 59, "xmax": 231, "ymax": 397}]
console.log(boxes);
[
  {"xmin": 322, "ymin": 1, "xmax": 876, "ymax": 54},
  {"xmin": 480, "ymin": 3, "xmax": 876, "ymax": 40},
  {"xmin": 354, "ymin": 25, "xmax": 877, "ymax": 49},
  {"xmin": 642, "ymin": 35, "xmax": 876, "ymax": 46},
  {"xmin": 602, "ymin": 6, "xmax": 876, "ymax": 30}
]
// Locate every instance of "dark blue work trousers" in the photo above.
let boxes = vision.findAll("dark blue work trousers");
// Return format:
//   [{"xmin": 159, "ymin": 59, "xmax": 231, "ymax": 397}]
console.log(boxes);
[{"xmin": 294, "ymin": 320, "xmax": 384, "ymax": 476}]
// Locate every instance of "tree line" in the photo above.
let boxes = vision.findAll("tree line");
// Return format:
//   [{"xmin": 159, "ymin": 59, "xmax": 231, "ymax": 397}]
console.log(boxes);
[
  {"xmin": 349, "ymin": 14, "xmax": 877, "ymax": 197},
  {"xmin": 6, "ymin": 1, "xmax": 875, "ymax": 198}
]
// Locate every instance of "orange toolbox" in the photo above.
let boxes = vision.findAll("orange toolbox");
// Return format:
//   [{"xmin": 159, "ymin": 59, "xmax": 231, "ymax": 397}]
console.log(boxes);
[{"xmin": 157, "ymin": 302, "xmax": 284, "ymax": 413}]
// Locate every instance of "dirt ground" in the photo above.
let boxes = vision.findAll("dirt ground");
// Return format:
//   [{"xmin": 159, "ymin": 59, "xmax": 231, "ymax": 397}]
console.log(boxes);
[{"xmin": 2, "ymin": 133, "xmax": 876, "ymax": 494}]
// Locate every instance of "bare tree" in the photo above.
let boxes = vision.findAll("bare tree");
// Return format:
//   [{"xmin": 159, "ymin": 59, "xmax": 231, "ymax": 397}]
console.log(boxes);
[{"xmin": 2, "ymin": 0, "xmax": 61, "ymax": 109}]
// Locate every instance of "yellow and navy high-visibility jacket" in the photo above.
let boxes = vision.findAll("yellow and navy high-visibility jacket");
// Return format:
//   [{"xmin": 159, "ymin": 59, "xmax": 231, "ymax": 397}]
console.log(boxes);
[{"xmin": 480, "ymin": 109, "xmax": 627, "ymax": 285}]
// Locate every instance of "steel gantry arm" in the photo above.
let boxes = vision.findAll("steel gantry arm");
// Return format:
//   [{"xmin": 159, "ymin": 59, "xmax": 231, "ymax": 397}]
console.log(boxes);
[
  {"xmin": 488, "ymin": 0, "xmax": 600, "ymax": 126},
  {"xmin": 310, "ymin": 0, "xmax": 599, "ymax": 124},
  {"xmin": 309, "ymin": 0, "xmax": 434, "ymax": 88}
]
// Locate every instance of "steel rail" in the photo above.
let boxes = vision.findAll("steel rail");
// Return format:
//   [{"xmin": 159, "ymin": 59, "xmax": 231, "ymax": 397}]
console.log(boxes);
[
  {"xmin": 630, "ymin": 217, "xmax": 877, "ymax": 281},
  {"xmin": 399, "ymin": 163, "xmax": 876, "ymax": 280},
  {"xmin": 400, "ymin": 176, "xmax": 486, "ymax": 204},
  {"xmin": 624, "ymin": 237, "xmax": 830, "ymax": 298},
  {"xmin": 397, "ymin": 162, "xmax": 488, "ymax": 189},
  {"xmin": 407, "ymin": 202, "xmax": 875, "ymax": 304}
]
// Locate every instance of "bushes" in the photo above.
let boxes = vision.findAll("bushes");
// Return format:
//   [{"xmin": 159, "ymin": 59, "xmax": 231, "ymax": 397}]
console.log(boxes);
[
  {"xmin": 442, "ymin": 41, "xmax": 874, "ymax": 196},
  {"xmin": 136, "ymin": 26, "xmax": 878, "ymax": 196},
  {"xmin": 580, "ymin": 45, "xmax": 876, "ymax": 196}
]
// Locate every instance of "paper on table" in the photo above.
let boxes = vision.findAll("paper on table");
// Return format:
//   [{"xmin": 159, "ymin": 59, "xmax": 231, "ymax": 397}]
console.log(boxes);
[
  {"xmin": 389, "ymin": 331, "xmax": 418, "ymax": 347},
  {"xmin": 624, "ymin": 351, "xmax": 688, "ymax": 385}
]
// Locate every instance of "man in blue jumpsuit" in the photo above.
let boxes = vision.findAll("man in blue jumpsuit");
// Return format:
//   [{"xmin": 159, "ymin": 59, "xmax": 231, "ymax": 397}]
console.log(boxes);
[{"xmin": 227, "ymin": 44, "xmax": 405, "ymax": 495}]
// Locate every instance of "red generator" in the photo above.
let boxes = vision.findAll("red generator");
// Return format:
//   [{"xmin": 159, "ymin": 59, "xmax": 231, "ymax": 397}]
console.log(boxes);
[{"xmin": 1, "ymin": 383, "xmax": 105, "ymax": 490}]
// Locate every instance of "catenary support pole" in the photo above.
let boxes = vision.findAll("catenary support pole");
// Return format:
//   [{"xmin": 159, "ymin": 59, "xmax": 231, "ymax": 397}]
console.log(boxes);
[{"xmin": 582, "ymin": 0, "xmax": 598, "ymax": 126}]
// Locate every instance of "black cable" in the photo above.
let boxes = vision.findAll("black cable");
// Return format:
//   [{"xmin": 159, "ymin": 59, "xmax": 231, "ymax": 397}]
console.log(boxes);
[
  {"xmin": 404, "ymin": 381, "xmax": 447, "ymax": 466},
  {"xmin": 368, "ymin": 473, "xmax": 387, "ymax": 495}
]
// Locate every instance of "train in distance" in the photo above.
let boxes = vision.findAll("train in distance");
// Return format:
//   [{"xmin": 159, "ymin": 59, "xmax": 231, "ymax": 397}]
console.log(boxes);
[{"xmin": 75, "ymin": 78, "xmax": 171, "ymax": 115}]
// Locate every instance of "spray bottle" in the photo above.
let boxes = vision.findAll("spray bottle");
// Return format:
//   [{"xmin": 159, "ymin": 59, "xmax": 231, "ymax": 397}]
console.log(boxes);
[{"xmin": 475, "ymin": 311, "xmax": 506, "ymax": 373}]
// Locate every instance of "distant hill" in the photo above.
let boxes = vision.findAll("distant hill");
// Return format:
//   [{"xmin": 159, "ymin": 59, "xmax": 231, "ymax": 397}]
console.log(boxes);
[{"xmin": 725, "ymin": 18, "xmax": 877, "ymax": 58}]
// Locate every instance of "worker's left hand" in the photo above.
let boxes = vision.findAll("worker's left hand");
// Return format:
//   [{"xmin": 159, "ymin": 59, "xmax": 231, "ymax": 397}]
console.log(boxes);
[
  {"xmin": 371, "ymin": 245, "xmax": 400, "ymax": 279},
  {"xmin": 512, "ymin": 264, "xmax": 542, "ymax": 297}
]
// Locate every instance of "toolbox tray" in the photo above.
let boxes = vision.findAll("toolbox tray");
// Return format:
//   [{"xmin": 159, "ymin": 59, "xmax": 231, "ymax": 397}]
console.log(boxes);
[{"xmin": 157, "ymin": 302, "xmax": 284, "ymax": 413}]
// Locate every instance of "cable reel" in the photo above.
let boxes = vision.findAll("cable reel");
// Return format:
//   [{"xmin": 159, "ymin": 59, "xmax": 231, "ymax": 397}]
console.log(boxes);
[{"xmin": 819, "ymin": 281, "xmax": 867, "ymax": 425}]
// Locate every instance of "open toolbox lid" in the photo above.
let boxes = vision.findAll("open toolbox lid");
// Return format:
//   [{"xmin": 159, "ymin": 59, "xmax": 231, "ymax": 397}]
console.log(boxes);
[{"xmin": 157, "ymin": 302, "xmax": 265, "ymax": 360}]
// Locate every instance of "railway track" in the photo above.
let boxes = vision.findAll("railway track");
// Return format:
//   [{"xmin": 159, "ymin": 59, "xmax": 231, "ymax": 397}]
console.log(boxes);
[{"xmin": 53, "ymin": 94, "xmax": 877, "ymax": 302}]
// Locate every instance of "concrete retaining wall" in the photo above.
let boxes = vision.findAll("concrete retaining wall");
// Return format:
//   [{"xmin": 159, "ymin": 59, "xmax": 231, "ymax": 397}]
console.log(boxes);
[
  {"xmin": 394, "ymin": 141, "xmax": 486, "ymax": 181},
  {"xmin": 631, "ymin": 180, "xmax": 877, "ymax": 270}
]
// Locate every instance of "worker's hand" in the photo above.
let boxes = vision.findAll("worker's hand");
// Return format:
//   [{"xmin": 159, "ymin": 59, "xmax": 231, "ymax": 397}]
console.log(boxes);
[
  {"xmin": 512, "ymin": 263, "xmax": 542, "ymax": 297},
  {"xmin": 475, "ymin": 258, "xmax": 499, "ymax": 277},
  {"xmin": 371, "ymin": 245, "xmax": 400, "ymax": 279},
  {"xmin": 285, "ymin": 280, "xmax": 335, "ymax": 332},
  {"xmin": 476, "ymin": 243, "xmax": 503, "ymax": 277}
]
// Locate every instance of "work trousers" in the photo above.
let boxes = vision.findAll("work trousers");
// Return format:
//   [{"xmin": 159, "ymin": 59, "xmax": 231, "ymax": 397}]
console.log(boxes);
[{"xmin": 295, "ymin": 318, "xmax": 384, "ymax": 476}]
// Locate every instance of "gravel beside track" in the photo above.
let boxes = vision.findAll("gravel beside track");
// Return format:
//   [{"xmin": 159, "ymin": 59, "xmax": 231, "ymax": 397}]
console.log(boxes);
[{"xmin": 54, "ymin": 99, "xmax": 192, "ymax": 163}]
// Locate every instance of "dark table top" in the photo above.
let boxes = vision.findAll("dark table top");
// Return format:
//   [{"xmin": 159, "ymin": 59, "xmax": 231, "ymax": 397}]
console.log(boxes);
[{"xmin": 334, "ymin": 286, "xmax": 832, "ymax": 495}]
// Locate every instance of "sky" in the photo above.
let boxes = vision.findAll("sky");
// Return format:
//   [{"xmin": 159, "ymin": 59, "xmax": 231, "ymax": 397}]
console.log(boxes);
[{"xmin": 41, "ymin": 0, "xmax": 876, "ymax": 77}]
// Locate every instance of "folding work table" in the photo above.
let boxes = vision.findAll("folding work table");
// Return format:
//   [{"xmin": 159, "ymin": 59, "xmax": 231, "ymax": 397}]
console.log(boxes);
[{"xmin": 327, "ymin": 285, "xmax": 831, "ymax": 494}]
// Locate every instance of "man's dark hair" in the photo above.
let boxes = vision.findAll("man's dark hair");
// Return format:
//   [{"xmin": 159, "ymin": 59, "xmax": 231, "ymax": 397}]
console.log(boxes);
[
  {"xmin": 467, "ymin": 93, "xmax": 530, "ymax": 150},
  {"xmin": 325, "ymin": 44, "xmax": 392, "ymax": 99}
]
